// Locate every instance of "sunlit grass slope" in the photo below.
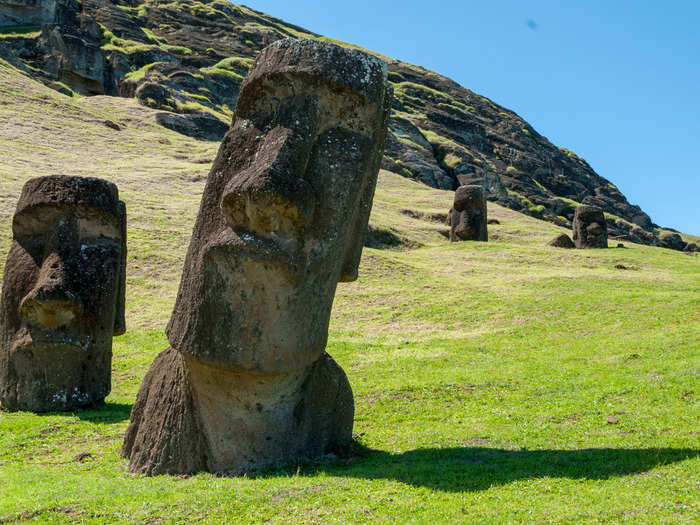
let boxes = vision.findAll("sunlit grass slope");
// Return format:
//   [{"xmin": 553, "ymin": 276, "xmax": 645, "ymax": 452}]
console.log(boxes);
[{"xmin": 0, "ymin": 58, "xmax": 698, "ymax": 524}]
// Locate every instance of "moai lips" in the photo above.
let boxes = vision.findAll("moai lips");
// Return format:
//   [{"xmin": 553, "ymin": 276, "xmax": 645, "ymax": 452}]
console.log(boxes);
[
  {"xmin": 449, "ymin": 185, "xmax": 488, "ymax": 242},
  {"xmin": 122, "ymin": 39, "xmax": 393, "ymax": 475},
  {"xmin": 0, "ymin": 175, "xmax": 126, "ymax": 412},
  {"xmin": 572, "ymin": 205, "xmax": 608, "ymax": 249}
]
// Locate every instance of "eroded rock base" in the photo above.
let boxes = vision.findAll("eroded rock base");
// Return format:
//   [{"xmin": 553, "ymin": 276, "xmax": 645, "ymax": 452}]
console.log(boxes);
[{"xmin": 122, "ymin": 348, "xmax": 353, "ymax": 475}]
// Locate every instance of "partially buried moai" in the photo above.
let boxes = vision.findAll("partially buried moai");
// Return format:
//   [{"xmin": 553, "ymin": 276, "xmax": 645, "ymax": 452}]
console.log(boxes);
[
  {"xmin": 122, "ymin": 39, "xmax": 393, "ymax": 475},
  {"xmin": 0, "ymin": 176, "xmax": 126, "ymax": 412},
  {"xmin": 449, "ymin": 185, "xmax": 488, "ymax": 242},
  {"xmin": 572, "ymin": 205, "xmax": 607, "ymax": 248}
]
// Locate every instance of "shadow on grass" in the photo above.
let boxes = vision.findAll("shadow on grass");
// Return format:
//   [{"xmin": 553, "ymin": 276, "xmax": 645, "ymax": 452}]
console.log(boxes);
[
  {"xmin": 301, "ymin": 445, "xmax": 699, "ymax": 492},
  {"xmin": 25, "ymin": 402, "xmax": 132, "ymax": 423},
  {"xmin": 73, "ymin": 402, "xmax": 132, "ymax": 424}
]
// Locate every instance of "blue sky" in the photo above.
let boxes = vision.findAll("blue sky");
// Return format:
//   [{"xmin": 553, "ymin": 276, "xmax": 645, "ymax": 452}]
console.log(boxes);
[{"xmin": 248, "ymin": 0, "xmax": 699, "ymax": 235}]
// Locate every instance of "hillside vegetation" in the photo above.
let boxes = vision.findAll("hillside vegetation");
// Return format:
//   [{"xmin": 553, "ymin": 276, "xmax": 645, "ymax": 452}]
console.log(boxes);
[
  {"xmin": 0, "ymin": 56, "xmax": 699, "ymax": 523},
  {"xmin": 0, "ymin": 0, "xmax": 669, "ymax": 246}
]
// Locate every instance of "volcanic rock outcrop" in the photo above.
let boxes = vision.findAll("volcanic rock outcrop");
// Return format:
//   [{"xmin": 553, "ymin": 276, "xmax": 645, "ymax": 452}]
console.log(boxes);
[
  {"xmin": 121, "ymin": 39, "xmax": 392, "ymax": 475},
  {"xmin": 0, "ymin": 175, "xmax": 126, "ymax": 412},
  {"xmin": 572, "ymin": 205, "xmax": 608, "ymax": 249},
  {"xmin": 0, "ymin": 0, "xmax": 666, "ymax": 246},
  {"xmin": 548, "ymin": 233, "xmax": 575, "ymax": 249},
  {"xmin": 659, "ymin": 232, "xmax": 686, "ymax": 252},
  {"xmin": 0, "ymin": 0, "xmax": 57, "ymax": 27},
  {"xmin": 448, "ymin": 185, "xmax": 487, "ymax": 242}
]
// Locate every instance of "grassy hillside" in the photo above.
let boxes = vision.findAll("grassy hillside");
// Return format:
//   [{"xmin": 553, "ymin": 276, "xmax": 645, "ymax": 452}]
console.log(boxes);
[{"xmin": 0, "ymin": 58, "xmax": 699, "ymax": 524}]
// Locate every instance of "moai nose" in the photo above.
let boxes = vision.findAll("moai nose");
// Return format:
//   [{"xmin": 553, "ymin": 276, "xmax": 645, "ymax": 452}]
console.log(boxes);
[
  {"xmin": 20, "ymin": 252, "xmax": 83, "ymax": 329},
  {"xmin": 220, "ymin": 129, "xmax": 317, "ymax": 242},
  {"xmin": 221, "ymin": 175, "xmax": 315, "ymax": 240}
]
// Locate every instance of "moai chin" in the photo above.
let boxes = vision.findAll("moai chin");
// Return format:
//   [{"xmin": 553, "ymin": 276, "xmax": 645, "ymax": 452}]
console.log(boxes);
[
  {"xmin": 572, "ymin": 205, "xmax": 608, "ymax": 248},
  {"xmin": 0, "ymin": 176, "xmax": 126, "ymax": 412},
  {"xmin": 449, "ymin": 185, "xmax": 488, "ymax": 242},
  {"xmin": 122, "ymin": 39, "xmax": 393, "ymax": 475}
]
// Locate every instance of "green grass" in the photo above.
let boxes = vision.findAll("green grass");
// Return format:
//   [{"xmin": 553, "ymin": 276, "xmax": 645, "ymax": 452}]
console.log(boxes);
[
  {"xmin": 0, "ymin": 57, "xmax": 699, "ymax": 524},
  {"xmin": 124, "ymin": 61, "xmax": 162, "ymax": 82}
]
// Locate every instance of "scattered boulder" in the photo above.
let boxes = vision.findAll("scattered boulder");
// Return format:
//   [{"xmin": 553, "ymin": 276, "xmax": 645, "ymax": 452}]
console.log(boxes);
[
  {"xmin": 628, "ymin": 226, "xmax": 659, "ymax": 246},
  {"xmin": 684, "ymin": 242, "xmax": 698, "ymax": 253},
  {"xmin": 122, "ymin": 39, "xmax": 392, "ymax": 475},
  {"xmin": 103, "ymin": 119, "xmax": 120, "ymax": 131},
  {"xmin": 448, "ymin": 185, "xmax": 488, "ymax": 242},
  {"xmin": 154, "ymin": 112, "xmax": 228, "ymax": 141},
  {"xmin": 487, "ymin": 218, "xmax": 500, "ymax": 225},
  {"xmin": 617, "ymin": 243, "xmax": 625, "ymax": 248},
  {"xmin": 0, "ymin": 175, "xmax": 126, "ymax": 412},
  {"xmin": 572, "ymin": 205, "xmax": 607, "ymax": 249},
  {"xmin": 659, "ymin": 232, "xmax": 686, "ymax": 251},
  {"xmin": 548, "ymin": 233, "xmax": 575, "ymax": 249}
]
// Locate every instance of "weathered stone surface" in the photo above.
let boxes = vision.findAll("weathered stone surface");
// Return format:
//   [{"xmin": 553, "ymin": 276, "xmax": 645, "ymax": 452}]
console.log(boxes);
[
  {"xmin": 122, "ymin": 39, "xmax": 392, "ymax": 475},
  {"xmin": 0, "ymin": 0, "xmax": 56, "ymax": 27},
  {"xmin": 0, "ymin": 175, "xmax": 126, "ymax": 412},
  {"xmin": 548, "ymin": 233, "xmax": 575, "ymax": 249},
  {"xmin": 154, "ymin": 112, "xmax": 229, "ymax": 141},
  {"xmin": 449, "ymin": 185, "xmax": 487, "ymax": 242},
  {"xmin": 627, "ymin": 226, "xmax": 659, "ymax": 246},
  {"xmin": 572, "ymin": 205, "xmax": 607, "ymax": 249},
  {"xmin": 684, "ymin": 242, "xmax": 698, "ymax": 253},
  {"xmin": 659, "ymin": 232, "xmax": 686, "ymax": 251}
]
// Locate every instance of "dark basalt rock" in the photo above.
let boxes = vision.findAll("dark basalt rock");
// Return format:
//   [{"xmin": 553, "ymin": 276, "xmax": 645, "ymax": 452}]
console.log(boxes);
[
  {"xmin": 122, "ymin": 39, "xmax": 392, "ymax": 475},
  {"xmin": 154, "ymin": 112, "xmax": 229, "ymax": 141},
  {"xmin": 572, "ymin": 205, "xmax": 607, "ymax": 249},
  {"xmin": 0, "ymin": 175, "xmax": 126, "ymax": 412},
  {"xmin": 659, "ymin": 232, "xmax": 687, "ymax": 251},
  {"xmin": 449, "ymin": 185, "xmax": 487, "ymax": 242},
  {"xmin": 548, "ymin": 233, "xmax": 575, "ymax": 249},
  {"xmin": 684, "ymin": 242, "xmax": 698, "ymax": 253}
]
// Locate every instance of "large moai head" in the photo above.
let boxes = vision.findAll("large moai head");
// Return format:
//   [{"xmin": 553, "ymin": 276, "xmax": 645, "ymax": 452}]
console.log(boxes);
[
  {"xmin": 449, "ymin": 185, "xmax": 488, "ymax": 242},
  {"xmin": 166, "ymin": 39, "xmax": 392, "ymax": 375},
  {"xmin": 0, "ymin": 176, "xmax": 126, "ymax": 411},
  {"xmin": 572, "ymin": 205, "xmax": 608, "ymax": 249}
]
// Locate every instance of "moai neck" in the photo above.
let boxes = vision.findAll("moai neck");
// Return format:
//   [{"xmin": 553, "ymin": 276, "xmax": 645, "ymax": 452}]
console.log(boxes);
[{"xmin": 183, "ymin": 353, "xmax": 312, "ymax": 474}]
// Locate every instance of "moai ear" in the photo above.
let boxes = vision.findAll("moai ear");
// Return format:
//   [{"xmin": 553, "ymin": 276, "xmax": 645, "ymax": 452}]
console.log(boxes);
[
  {"xmin": 114, "ymin": 201, "xmax": 127, "ymax": 336},
  {"xmin": 338, "ymin": 164, "xmax": 379, "ymax": 283}
]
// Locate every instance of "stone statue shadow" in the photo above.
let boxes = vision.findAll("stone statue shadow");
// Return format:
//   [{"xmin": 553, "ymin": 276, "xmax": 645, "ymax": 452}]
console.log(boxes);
[
  {"xmin": 23, "ymin": 401, "xmax": 132, "ymax": 423},
  {"xmin": 292, "ymin": 444, "xmax": 699, "ymax": 492},
  {"xmin": 73, "ymin": 402, "xmax": 132, "ymax": 424}
]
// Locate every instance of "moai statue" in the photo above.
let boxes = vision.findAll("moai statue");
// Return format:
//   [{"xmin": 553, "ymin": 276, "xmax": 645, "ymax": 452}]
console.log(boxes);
[
  {"xmin": 449, "ymin": 185, "xmax": 488, "ymax": 242},
  {"xmin": 122, "ymin": 39, "xmax": 392, "ymax": 475},
  {"xmin": 0, "ymin": 176, "xmax": 126, "ymax": 412},
  {"xmin": 572, "ymin": 205, "xmax": 608, "ymax": 248}
]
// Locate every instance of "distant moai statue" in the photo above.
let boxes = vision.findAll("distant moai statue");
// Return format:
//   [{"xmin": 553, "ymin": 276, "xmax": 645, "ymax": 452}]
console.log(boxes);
[
  {"xmin": 0, "ymin": 176, "xmax": 126, "ymax": 412},
  {"xmin": 449, "ymin": 185, "xmax": 488, "ymax": 242},
  {"xmin": 122, "ymin": 39, "xmax": 393, "ymax": 475},
  {"xmin": 572, "ymin": 205, "xmax": 607, "ymax": 248}
]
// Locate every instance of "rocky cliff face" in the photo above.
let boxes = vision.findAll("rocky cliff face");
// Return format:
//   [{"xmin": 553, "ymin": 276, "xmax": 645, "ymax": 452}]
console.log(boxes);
[
  {"xmin": 0, "ymin": 0, "xmax": 56, "ymax": 28},
  {"xmin": 0, "ymin": 0, "xmax": 663, "ymax": 245}
]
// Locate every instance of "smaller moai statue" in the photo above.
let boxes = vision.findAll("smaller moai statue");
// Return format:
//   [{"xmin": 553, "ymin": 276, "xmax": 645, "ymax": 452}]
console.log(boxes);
[
  {"xmin": 0, "ymin": 176, "xmax": 126, "ymax": 412},
  {"xmin": 572, "ymin": 205, "xmax": 607, "ymax": 248},
  {"xmin": 449, "ymin": 185, "xmax": 488, "ymax": 242}
]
